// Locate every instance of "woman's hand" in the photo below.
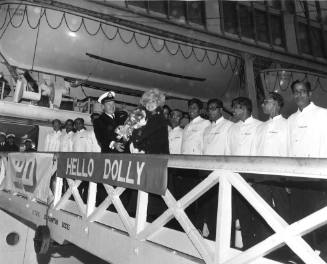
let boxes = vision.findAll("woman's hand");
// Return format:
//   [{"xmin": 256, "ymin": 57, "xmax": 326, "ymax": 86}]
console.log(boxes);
[{"xmin": 114, "ymin": 142, "xmax": 125, "ymax": 152}]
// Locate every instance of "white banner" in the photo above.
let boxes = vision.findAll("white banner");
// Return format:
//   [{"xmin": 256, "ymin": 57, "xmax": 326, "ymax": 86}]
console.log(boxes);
[
  {"xmin": 0, "ymin": 155, "xmax": 6, "ymax": 188},
  {"xmin": 5, "ymin": 153, "xmax": 56, "ymax": 202}
]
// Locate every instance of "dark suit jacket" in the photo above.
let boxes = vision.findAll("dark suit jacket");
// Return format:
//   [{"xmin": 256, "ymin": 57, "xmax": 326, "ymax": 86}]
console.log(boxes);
[
  {"xmin": 4, "ymin": 144, "xmax": 19, "ymax": 152},
  {"xmin": 0, "ymin": 142, "xmax": 6, "ymax": 152},
  {"xmin": 93, "ymin": 113, "xmax": 118, "ymax": 153},
  {"xmin": 132, "ymin": 108, "xmax": 169, "ymax": 154}
]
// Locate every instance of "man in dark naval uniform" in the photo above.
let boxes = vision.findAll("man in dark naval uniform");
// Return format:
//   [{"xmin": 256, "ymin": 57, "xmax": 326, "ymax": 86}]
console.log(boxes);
[{"xmin": 93, "ymin": 91, "xmax": 124, "ymax": 153}]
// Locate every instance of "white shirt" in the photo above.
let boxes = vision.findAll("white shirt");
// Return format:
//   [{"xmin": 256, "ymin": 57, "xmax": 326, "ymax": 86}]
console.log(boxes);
[
  {"xmin": 226, "ymin": 116, "xmax": 262, "ymax": 156},
  {"xmin": 253, "ymin": 115, "xmax": 287, "ymax": 156},
  {"xmin": 72, "ymin": 129, "xmax": 93, "ymax": 152},
  {"xmin": 59, "ymin": 131, "xmax": 74, "ymax": 152},
  {"xmin": 169, "ymin": 126, "xmax": 183, "ymax": 154},
  {"xmin": 287, "ymin": 102, "xmax": 327, "ymax": 158},
  {"xmin": 181, "ymin": 116, "xmax": 210, "ymax": 155},
  {"xmin": 89, "ymin": 130, "xmax": 101, "ymax": 153},
  {"xmin": 44, "ymin": 130, "xmax": 62, "ymax": 152},
  {"xmin": 203, "ymin": 117, "xmax": 233, "ymax": 155}
]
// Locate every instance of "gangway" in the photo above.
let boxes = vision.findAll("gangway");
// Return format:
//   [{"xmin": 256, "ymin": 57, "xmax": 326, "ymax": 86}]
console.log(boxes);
[{"xmin": 0, "ymin": 152, "xmax": 327, "ymax": 264}]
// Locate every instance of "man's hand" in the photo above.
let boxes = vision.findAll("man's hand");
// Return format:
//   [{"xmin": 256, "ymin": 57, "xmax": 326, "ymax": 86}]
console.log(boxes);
[{"xmin": 114, "ymin": 142, "xmax": 125, "ymax": 152}]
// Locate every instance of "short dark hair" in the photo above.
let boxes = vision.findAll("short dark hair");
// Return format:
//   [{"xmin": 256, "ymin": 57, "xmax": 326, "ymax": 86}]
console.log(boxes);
[
  {"xmin": 188, "ymin": 98, "xmax": 203, "ymax": 109},
  {"xmin": 52, "ymin": 119, "xmax": 61, "ymax": 125},
  {"xmin": 171, "ymin": 109, "xmax": 182, "ymax": 116},
  {"xmin": 182, "ymin": 112, "xmax": 190, "ymax": 119},
  {"xmin": 207, "ymin": 98, "xmax": 223, "ymax": 109},
  {"xmin": 65, "ymin": 119, "xmax": 74, "ymax": 125},
  {"xmin": 74, "ymin": 118, "xmax": 84, "ymax": 124},
  {"xmin": 163, "ymin": 105, "xmax": 171, "ymax": 112},
  {"xmin": 232, "ymin": 97, "xmax": 252, "ymax": 114},
  {"xmin": 291, "ymin": 80, "xmax": 311, "ymax": 93},
  {"xmin": 269, "ymin": 92, "xmax": 284, "ymax": 108}
]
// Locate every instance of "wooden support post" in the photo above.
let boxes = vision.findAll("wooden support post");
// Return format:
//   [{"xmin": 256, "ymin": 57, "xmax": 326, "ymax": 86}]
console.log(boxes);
[
  {"xmin": 243, "ymin": 53, "xmax": 258, "ymax": 118},
  {"xmin": 86, "ymin": 182, "xmax": 97, "ymax": 217},
  {"xmin": 134, "ymin": 190, "xmax": 148, "ymax": 237},
  {"xmin": 215, "ymin": 173, "xmax": 232, "ymax": 263}
]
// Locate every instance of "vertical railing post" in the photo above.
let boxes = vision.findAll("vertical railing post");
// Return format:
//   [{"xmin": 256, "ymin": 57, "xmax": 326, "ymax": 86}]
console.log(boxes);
[
  {"xmin": 52, "ymin": 177, "xmax": 63, "ymax": 207},
  {"xmin": 86, "ymin": 182, "xmax": 97, "ymax": 217},
  {"xmin": 134, "ymin": 190, "xmax": 148, "ymax": 237},
  {"xmin": 215, "ymin": 173, "xmax": 232, "ymax": 263}
]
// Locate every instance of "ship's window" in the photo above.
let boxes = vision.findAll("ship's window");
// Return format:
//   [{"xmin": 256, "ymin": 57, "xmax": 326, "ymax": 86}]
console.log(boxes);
[
  {"xmin": 239, "ymin": 4, "xmax": 254, "ymax": 39},
  {"xmin": 297, "ymin": 22, "xmax": 311, "ymax": 54},
  {"xmin": 187, "ymin": 1, "xmax": 205, "ymax": 25},
  {"xmin": 294, "ymin": 1, "xmax": 327, "ymax": 58},
  {"xmin": 221, "ymin": 1, "xmax": 285, "ymax": 48},
  {"xmin": 222, "ymin": 1, "xmax": 238, "ymax": 34},
  {"xmin": 307, "ymin": 1, "xmax": 319, "ymax": 21},
  {"xmin": 255, "ymin": 9, "xmax": 269, "ymax": 43},
  {"xmin": 149, "ymin": 1, "xmax": 167, "ymax": 15},
  {"xmin": 311, "ymin": 27, "xmax": 324, "ymax": 57},
  {"xmin": 266, "ymin": 0, "xmax": 281, "ymax": 10},
  {"xmin": 294, "ymin": 0, "xmax": 320, "ymax": 21},
  {"xmin": 321, "ymin": 2, "xmax": 327, "ymax": 24},
  {"xmin": 169, "ymin": 0, "xmax": 186, "ymax": 22},
  {"xmin": 127, "ymin": 0, "xmax": 205, "ymax": 27},
  {"xmin": 285, "ymin": 0, "xmax": 295, "ymax": 14},
  {"xmin": 6, "ymin": 232, "xmax": 19, "ymax": 246},
  {"xmin": 295, "ymin": 1, "xmax": 307, "ymax": 18},
  {"xmin": 270, "ymin": 14, "xmax": 284, "ymax": 46},
  {"xmin": 127, "ymin": 1, "xmax": 147, "ymax": 9}
]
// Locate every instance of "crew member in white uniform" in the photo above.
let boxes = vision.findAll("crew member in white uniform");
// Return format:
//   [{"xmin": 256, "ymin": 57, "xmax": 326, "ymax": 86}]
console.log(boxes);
[
  {"xmin": 44, "ymin": 119, "xmax": 62, "ymax": 151},
  {"xmin": 180, "ymin": 98, "xmax": 210, "ymax": 236},
  {"xmin": 226, "ymin": 97, "xmax": 262, "ymax": 156},
  {"xmin": 254, "ymin": 92, "xmax": 287, "ymax": 156},
  {"xmin": 287, "ymin": 80, "xmax": 327, "ymax": 254},
  {"xmin": 287, "ymin": 81, "xmax": 327, "ymax": 158},
  {"xmin": 201, "ymin": 98, "xmax": 233, "ymax": 238},
  {"xmin": 225, "ymin": 97, "xmax": 262, "ymax": 249},
  {"xmin": 203, "ymin": 98, "xmax": 233, "ymax": 155},
  {"xmin": 168, "ymin": 109, "xmax": 183, "ymax": 154},
  {"xmin": 251, "ymin": 92, "xmax": 291, "ymax": 249},
  {"xmin": 72, "ymin": 118, "xmax": 93, "ymax": 152},
  {"xmin": 181, "ymin": 98, "xmax": 210, "ymax": 154},
  {"xmin": 60, "ymin": 119, "xmax": 74, "ymax": 152}
]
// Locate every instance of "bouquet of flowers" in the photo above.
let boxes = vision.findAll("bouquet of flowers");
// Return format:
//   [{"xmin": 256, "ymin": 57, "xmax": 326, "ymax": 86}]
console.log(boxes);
[{"xmin": 115, "ymin": 108, "xmax": 147, "ymax": 142}]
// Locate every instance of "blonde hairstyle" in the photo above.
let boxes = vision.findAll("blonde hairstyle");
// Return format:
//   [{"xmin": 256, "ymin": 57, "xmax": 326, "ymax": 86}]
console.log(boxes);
[{"xmin": 140, "ymin": 88, "xmax": 165, "ymax": 107}]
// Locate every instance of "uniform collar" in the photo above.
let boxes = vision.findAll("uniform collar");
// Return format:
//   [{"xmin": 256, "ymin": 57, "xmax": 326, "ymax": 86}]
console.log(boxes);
[
  {"xmin": 190, "ymin": 116, "xmax": 202, "ymax": 124},
  {"xmin": 105, "ymin": 112, "xmax": 115, "ymax": 119},
  {"xmin": 270, "ymin": 114, "xmax": 282, "ymax": 121},
  {"xmin": 238, "ymin": 116, "xmax": 254, "ymax": 124},
  {"xmin": 212, "ymin": 116, "xmax": 224, "ymax": 124},
  {"xmin": 297, "ymin": 102, "xmax": 315, "ymax": 114},
  {"xmin": 172, "ymin": 125, "xmax": 182, "ymax": 131}
]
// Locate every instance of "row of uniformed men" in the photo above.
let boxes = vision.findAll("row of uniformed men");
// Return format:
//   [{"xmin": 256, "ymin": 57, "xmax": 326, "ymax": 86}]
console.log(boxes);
[
  {"xmin": 168, "ymin": 79, "xmax": 327, "ymax": 256},
  {"xmin": 44, "ymin": 117, "xmax": 101, "ymax": 152},
  {"xmin": 169, "ymin": 80, "xmax": 327, "ymax": 158},
  {"xmin": 0, "ymin": 132, "xmax": 35, "ymax": 152}
]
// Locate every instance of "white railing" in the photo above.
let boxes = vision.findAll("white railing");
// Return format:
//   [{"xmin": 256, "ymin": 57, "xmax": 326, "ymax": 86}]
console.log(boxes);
[{"xmin": 1, "ymin": 153, "xmax": 327, "ymax": 264}]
